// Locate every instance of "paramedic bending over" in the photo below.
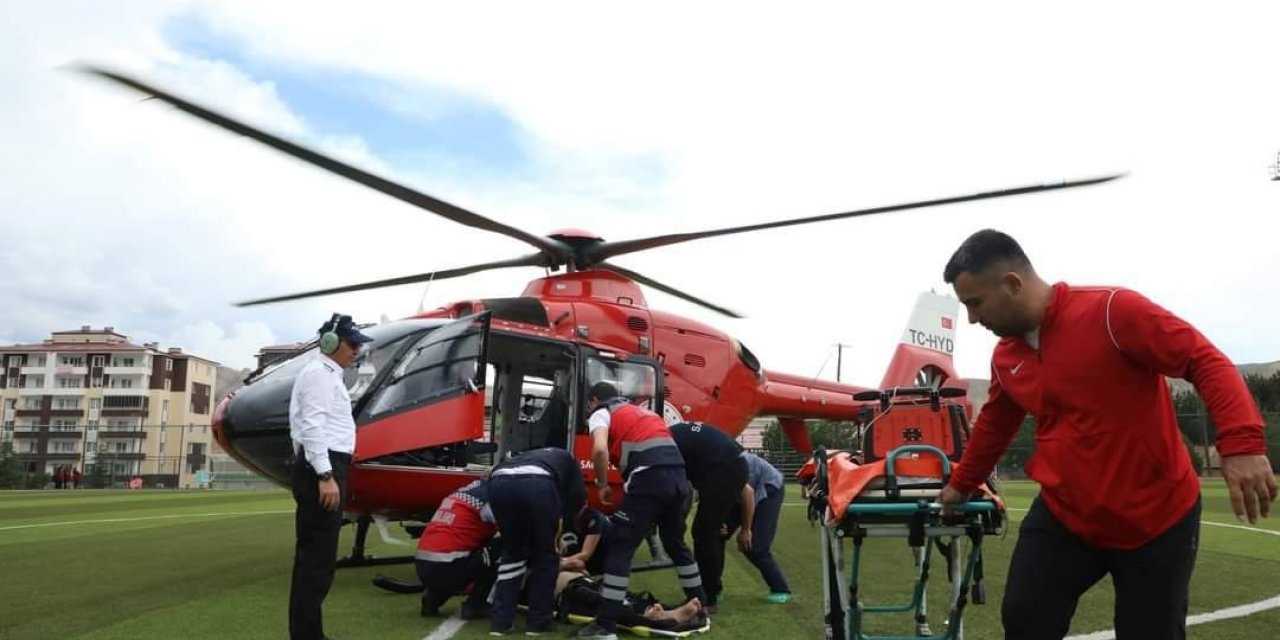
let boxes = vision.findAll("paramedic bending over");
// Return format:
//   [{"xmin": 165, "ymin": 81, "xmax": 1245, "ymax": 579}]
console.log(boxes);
[{"xmin": 937, "ymin": 229, "xmax": 1276, "ymax": 640}]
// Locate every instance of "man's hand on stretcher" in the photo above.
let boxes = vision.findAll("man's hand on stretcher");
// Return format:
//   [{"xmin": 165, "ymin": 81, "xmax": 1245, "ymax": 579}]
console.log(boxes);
[
  {"xmin": 1221, "ymin": 454, "xmax": 1278, "ymax": 524},
  {"xmin": 937, "ymin": 484, "xmax": 967, "ymax": 518}
]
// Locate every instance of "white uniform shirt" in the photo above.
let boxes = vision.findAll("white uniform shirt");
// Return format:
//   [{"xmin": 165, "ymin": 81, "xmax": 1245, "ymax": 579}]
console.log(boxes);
[
  {"xmin": 587, "ymin": 406, "xmax": 611, "ymax": 434},
  {"xmin": 289, "ymin": 353, "xmax": 357, "ymax": 475}
]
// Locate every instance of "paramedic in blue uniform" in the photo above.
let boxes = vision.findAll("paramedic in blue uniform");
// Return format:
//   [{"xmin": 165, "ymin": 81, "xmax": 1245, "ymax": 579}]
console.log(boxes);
[
  {"xmin": 668, "ymin": 421, "xmax": 749, "ymax": 613},
  {"xmin": 560, "ymin": 507, "xmax": 611, "ymax": 576},
  {"xmin": 574, "ymin": 382, "xmax": 708, "ymax": 640},
  {"xmin": 287, "ymin": 313, "xmax": 374, "ymax": 640},
  {"xmin": 722, "ymin": 451, "xmax": 791, "ymax": 603},
  {"xmin": 487, "ymin": 446, "xmax": 586, "ymax": 636}
]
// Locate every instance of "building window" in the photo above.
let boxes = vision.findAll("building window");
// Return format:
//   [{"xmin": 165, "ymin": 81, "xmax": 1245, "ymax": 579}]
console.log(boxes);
[
  {"xmin": 53, "ymin": 441, "xmax": 76, "ymax": 453},
  {"xmin": 92, "ymin": 356, "xmax": 104, "ymax": 368},
  {"xmin": 165, "ymin": 359, "xmax": 173, "ymax": 372},
  {"xmin": 163, "ymin": 379, "xmax": 171, "ymax": 391}
]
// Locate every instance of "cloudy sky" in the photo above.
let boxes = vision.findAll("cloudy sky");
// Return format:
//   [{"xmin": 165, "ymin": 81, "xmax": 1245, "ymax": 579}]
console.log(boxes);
[{"xmin": 2, "ymin": 2, "xmax": 1278, "ymax": 386}]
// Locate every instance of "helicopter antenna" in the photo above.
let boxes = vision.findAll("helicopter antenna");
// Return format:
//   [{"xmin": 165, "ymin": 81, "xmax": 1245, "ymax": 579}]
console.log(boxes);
[
  {"xmin": 812, "ymin": 346, "xmax": 835, "ymax": 381},
  {"xmin": 417, "ymin": 271, "xmax": 437, "ymax": 314}
]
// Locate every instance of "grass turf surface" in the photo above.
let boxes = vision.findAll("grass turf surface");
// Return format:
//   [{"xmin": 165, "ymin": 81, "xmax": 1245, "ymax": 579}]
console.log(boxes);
[{"xmin": 0, "ymin": 480, "xmax": 1276, "ymax": 639}]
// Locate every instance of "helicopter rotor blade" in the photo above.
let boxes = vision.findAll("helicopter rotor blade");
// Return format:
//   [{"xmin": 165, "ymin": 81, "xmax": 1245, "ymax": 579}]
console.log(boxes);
[
  {"xmin": 599, "ymin": 262, "xmax": 744, "ymax": 319},
  {"xmin": 73, "ymin": 63, "xmax": 567, "ymax": 259},
  {"xmin": 586, "ymin": 173, "xmax": 1126, "ymax": 263},
  {"xmin": 235, "ymin": 253, "xmax": 548, "ymax": 307}
]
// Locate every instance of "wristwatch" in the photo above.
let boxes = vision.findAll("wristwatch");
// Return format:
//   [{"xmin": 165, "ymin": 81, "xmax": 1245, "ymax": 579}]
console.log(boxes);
[{"xmin": 318, "ymin": 471, "xmax": 334, "ymax": 482}]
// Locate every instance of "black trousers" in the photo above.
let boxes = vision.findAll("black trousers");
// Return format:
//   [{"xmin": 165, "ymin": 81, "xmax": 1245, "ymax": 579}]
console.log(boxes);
[
  {"xmin": 691, "ymin": 456, "xmax": 748, "ymax": 605},
  {"xmin": 417, "ymin": 537, "xmax": 502, "ymax": 615},
  {"xmin": 1003, "ymin": 495, "xmax": 1200, "ymax": 640},
  {"xmin": 488, "ymin": 474, "xmax": 562, "ymax": 634},
  {"xmin": 288, "ymin": 451, "xmax": 350, "ymax": 640},
  {"xmin": 597, "ymin": 466, "xmax": 706, "ymax": 632}
]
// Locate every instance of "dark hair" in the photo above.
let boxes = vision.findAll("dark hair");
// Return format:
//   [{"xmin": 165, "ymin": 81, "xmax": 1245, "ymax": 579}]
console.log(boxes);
[
  {"xmin": 942, "ymin": 229, "xmax": 1033, "ymax": 284},
  {"xmin": 588, "ymin": 381, "xmax": 619, "ymax": 401}
]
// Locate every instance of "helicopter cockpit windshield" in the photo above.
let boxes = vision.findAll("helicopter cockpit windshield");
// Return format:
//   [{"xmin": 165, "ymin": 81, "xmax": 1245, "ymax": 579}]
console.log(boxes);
[{"xmin": 243, "ymin": 318, "xmax": 452, "ymax": 407}]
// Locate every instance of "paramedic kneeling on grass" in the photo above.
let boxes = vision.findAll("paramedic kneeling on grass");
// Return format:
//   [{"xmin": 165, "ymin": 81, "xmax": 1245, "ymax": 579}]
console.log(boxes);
[{"xmin": 937, "ymin": 229, "xmax": 1276, "ymax": 640}]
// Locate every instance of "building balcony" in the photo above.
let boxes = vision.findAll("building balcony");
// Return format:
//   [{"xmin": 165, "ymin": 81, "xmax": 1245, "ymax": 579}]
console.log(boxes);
[
  {"xmin": 18, "ymin": 387, "xmax": 49, "ymax": 396},
  {"xmin": 99, "ymin": 409, "xmax": 147, "ymax": 418},
  {"xmin": 14, "ymin": 409, "xmax": 43, "ymax": 418},
  {"xmin": 20, "ymin": 365, "xmax": 49, "ymax": 375},
  {"xmin": 47, "ymin": 387, "xmax": 87, "ymax": 396},
  {"xmin": 102, "ymin": 387, "xmax": 147, "ymax": 396},
  {"xmin": 99, "ymin": 452, "xmax": 146, "ymax": 460},
  {"xmin": 103, "ymin": 365, "xmax": 150, "ymax": 375},
  {"xmin": 54, "ymin": 366, "xmax": 88, "ymax": 377},
  {"xmin": 98, "ymin": 431, "xmax": 147, "ymax": 439},
  {"xmin": 18, "ymin": 452, "xmax": 82, "ymax": 461}
]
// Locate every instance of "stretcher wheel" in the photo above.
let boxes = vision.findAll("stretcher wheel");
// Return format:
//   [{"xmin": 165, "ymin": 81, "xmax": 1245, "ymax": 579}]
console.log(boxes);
[{"xmin": 972, "ymin": 581, "xmax": 986, "ymax": 606}]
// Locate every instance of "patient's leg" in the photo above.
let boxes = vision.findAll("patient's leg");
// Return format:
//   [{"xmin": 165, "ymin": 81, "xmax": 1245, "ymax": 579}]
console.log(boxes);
[
  {"xmin": 556, "ymin": 570, "xmax": 588, "ymax": 597},
  {"xmin": 643, "ymin": 598, "xmax": 703, "ymax": 624}
]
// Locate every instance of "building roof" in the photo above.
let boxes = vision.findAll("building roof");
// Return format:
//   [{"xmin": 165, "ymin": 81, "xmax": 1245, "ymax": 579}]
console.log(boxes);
[
  {"xmin": 0, "ymin": 327, "xmax": 220, "ymax": 366},
  {"xmin": 0, "ymin": 342, "xmax": 154, "ymax": 353}
]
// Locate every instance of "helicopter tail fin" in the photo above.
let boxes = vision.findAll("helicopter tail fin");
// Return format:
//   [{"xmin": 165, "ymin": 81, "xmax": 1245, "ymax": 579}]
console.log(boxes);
[{"xmin": 878, "ymin": 291, "xmax": 962, "ymax": 389}]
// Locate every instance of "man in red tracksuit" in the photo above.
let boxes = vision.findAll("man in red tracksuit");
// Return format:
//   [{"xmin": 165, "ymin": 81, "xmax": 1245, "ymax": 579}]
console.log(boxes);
[
  {"xmin": 416, "ymin": 479, "xmax": 500, "ymax": 620},
  {"xmin": 937, "ymin": 229, "xmax": 1276, "ymax": 639}
]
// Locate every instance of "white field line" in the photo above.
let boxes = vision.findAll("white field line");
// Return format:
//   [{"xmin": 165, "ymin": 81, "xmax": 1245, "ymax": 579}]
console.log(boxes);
[
  {"xmin": 786, "ymin": 503, "xmax": 1280, "ymax": 636},
  {"xmin": 1065, "ymin": 595, "xmax": 1280, "ymax": 640},
  {"xmin": 421, "ymin": 613, "xmax": 465, "ymax": 640},
  {"xmin": 0, "ymin": 509, "xmax": 291, "ymax": 531}
]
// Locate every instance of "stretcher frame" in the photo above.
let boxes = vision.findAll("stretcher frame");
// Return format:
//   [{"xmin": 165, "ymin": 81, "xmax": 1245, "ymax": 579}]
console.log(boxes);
[{"xmin": 812, "ymin": 445, "xmax": 1003, "ymax": 640}]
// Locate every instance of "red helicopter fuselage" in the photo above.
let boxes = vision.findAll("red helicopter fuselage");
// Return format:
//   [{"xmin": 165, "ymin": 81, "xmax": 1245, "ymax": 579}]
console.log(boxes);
[{"xmin": 213, "ymin": 270, "xmax": 963, "ymax": 521}]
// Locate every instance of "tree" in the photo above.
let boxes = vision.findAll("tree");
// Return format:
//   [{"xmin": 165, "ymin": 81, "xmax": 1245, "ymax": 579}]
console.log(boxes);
[
  {"xmin": 759, "ymin": 419, "xmax": 857, "ymax": 452},
  {"xmin": 0, "ymin": 441, "xmax": 22, "ymax": 489}
]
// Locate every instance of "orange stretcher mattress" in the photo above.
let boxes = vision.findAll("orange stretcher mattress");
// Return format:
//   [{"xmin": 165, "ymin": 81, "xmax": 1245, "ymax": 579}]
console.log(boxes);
[{"xmin": 797, "ymin": 450, "xmax": 1004, "ymax": 526}]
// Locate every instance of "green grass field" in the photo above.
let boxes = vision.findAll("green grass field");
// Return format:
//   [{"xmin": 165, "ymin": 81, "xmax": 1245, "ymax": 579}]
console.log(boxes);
[{"xmin": 1, "ymin": 481, "xmax": 1277, "ymax": 640}]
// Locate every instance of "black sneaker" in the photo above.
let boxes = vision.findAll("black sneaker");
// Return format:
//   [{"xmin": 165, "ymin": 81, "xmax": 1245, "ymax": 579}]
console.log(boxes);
[
  {"xmin": 570, "ymin": 621, "xmax": 618, "ymax": 639},
  {"xmin": 524, "ymin": 621, "xmax": 556, "ymax": 636},
  {"xmin": 489, "ymin": 624, "xmax": 516, "ymax": 636},
  {"xmin": 459, "ymin": 602, "xmax": 490, "ymax": 620},
  {"xmin": 420, "ymin": 592, "xmax": 440, "ymax": 618}
]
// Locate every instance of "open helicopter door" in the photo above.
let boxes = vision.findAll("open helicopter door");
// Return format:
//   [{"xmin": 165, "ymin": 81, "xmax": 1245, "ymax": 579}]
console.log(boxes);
[
  {"xmin": 574, "ymin": 351, "xmax": 666, "ymax": 491},
  {"xmin": 353, "ymin": 313, "xmax": 491, "ymax": 471},
  {"xmin": 574, "ymin": 351, "xmax": 675, "ymax": 571}
]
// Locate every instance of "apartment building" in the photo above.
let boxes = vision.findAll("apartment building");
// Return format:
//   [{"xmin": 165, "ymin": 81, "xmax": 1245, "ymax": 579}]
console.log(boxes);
[{"xmin": 0, "ymin": 326, "xmax": 218, "ymax": 488}]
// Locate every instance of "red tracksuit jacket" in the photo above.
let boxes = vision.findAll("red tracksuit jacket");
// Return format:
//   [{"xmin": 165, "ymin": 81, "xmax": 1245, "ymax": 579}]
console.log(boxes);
[{"xmin": 950, "ymin": 282, "xmax": 1266, "ymax": 550}]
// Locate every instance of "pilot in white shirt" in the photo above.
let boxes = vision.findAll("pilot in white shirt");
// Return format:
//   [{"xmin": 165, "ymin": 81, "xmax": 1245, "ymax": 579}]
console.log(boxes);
[{"xmin": 287, "ymin": 313, "xmax": 373, "ymax": 640}]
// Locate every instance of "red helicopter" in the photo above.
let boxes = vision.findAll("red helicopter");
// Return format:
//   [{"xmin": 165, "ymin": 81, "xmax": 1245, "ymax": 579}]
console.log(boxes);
[{"xmin": 77, "ymin": 64, "xmax": 1120, "ymax": 565}]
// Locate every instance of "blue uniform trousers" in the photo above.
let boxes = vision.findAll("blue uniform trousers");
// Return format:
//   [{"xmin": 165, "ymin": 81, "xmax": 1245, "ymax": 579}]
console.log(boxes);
[
  {"xmin": 487, "ymin": 474, "xmax": 562, "ymax": 633},
  {"xmin": 595, "ymin": 465, "xmax": 706, "ymax": 632}
]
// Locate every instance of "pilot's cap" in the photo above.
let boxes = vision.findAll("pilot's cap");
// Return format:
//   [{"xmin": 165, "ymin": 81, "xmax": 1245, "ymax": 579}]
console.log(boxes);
[{"xmin": 326, "ymin": 314, "xmax": 374, "ymax": 345}]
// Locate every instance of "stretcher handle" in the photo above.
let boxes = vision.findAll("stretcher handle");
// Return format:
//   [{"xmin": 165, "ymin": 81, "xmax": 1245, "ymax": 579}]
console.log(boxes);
[
  {"xmin": 852, "ymin": 386, "xmax": 965, "ymax": 412},
  {"xmin": 884, "ymin": 445, "xmax": 952, "ymax": 480}
]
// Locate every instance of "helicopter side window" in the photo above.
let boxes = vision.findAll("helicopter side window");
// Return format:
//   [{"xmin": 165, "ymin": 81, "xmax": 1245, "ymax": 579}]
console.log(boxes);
[
  {"xmin": 362, "ymin": 315, "xmax": 488, "ymax": 419},
  {"xmin": 581, "ymin": 356, "xmax": 662, "ymax": 433}
]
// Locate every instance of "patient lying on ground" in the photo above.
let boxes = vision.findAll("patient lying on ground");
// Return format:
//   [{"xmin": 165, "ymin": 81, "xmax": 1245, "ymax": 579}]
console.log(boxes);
[{"xmin": 553, "ymin": 570, "xmax": 707, "ymax": 630}]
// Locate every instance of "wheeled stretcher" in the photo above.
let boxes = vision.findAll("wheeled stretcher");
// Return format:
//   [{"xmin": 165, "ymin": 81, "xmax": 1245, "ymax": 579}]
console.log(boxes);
[{"xmin": 799, "ymin": 387, "xmax": 1005, "ymax": 640}]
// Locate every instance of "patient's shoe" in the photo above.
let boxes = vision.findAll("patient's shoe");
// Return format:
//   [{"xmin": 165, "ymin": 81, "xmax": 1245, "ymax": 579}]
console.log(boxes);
[
  {"xmin": 571, "ymin": 621, "xmax": 618, "ymax": 639},
  {"xmin": 765, "ymin": 592, "xmax": 792, "ymax": 604}
]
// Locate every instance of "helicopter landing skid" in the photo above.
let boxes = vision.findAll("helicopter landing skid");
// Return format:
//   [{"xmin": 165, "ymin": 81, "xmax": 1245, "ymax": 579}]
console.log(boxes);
[{"xmin": 337, "ymin": 516, "xmax": 415, "ymax": 569}]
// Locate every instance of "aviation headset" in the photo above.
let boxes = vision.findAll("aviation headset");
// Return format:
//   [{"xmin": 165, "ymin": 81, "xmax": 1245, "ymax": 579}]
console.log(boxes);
[{"xmin": 318, "ymin": 313, "xmax": 345, "ymax": 355}]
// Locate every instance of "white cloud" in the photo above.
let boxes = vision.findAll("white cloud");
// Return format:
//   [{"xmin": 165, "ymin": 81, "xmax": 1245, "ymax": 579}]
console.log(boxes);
[{"xmin": 2, "ymin": 1, "xmax": 1278, "ymax": 384}]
